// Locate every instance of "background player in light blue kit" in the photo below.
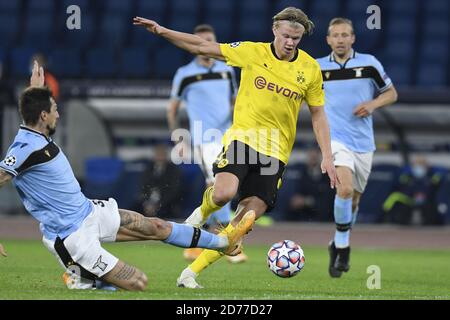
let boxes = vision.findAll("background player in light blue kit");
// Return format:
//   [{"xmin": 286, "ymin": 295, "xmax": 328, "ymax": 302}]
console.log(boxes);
[
  {"xmin": 167, "ymin": 24, "xmax": 247, "ymax": 264},
  {"xmin": 0, "ymin": 62, "xmax": 254, "ymax": 291},
  {"xmin": 317, "ymin": 18, "xmax": 398, "ymax": 277}
]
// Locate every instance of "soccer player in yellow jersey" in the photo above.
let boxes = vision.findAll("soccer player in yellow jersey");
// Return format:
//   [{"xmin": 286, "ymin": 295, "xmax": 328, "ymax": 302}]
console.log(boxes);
[{"xmin": 134, "ymin": 7, "xmax": 338, "ymax": 288}]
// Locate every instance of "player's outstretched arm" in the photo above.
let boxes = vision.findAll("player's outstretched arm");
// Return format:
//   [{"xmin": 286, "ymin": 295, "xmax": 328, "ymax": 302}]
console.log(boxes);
[
  {"xmin": 0, "ymin": 243, "xmax": 7, "ymax": 257},
  {"xmin": 133, "ymin": 16, "xmax": 224, "ymax": 60},
  {"xmin": 0, "ymin": 169, "xmax": 12, "ymax": 189},
  {"xmin": 309, "ymin": 106, "xmax": 338, "ymax": 189},
  {"xmin": 353, "ymin": 85, "xmax": 398, "ymax": 118}
]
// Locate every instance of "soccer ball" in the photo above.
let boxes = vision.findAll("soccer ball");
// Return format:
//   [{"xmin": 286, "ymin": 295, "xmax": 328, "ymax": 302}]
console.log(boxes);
[{"xmin": 267, "ymin": 240, "xmax": 305, "ymax": 278}]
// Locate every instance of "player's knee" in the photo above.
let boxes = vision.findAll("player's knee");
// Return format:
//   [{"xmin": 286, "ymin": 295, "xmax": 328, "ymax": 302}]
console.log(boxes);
[
  {"xmin": 129, "ymin": 271, "xmax": 148, "ymax": 291},
  {"xmin": 105, "ymin": 262, "xmax": 148, "ymax": 291},
  {"xmin": 212, "ymin": 187, "xmax": 235, "ymax": 206},
  {"xmin": 137, "ymin": 272, "xmax": 148, "ymax": 291},
  {"xmin": 337, "ymin": 185, "xmax": 353, "ymax": 199}
]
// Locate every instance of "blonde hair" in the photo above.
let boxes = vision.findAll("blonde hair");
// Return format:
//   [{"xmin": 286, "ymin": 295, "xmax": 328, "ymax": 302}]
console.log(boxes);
[
  {"xmin": 327, "ymin": 17, "xmax": 354, "ymax": 35},
  {"xmin": 193, "ymin": 24, "xmax": 215, "ymax": 34},
  {"xmin": 273, "ymin": 7, "xmax": 315, "ymax": 35}
]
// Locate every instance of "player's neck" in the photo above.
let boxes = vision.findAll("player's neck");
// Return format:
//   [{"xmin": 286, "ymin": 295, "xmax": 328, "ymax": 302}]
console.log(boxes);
[
  {"xmin": 271, "ymin": 43, "xmax": 296, "ymax": 62},
  {"xmin": 197, "ymin": 57, "xmax": 214, "ymax": 68},
  {"xmin": 333, "ymin": 50, "xmax": 353, "ymax": 64},
  {"xmin": 24, "ymin": 123, "xmax": 49, "ymax": 138},
  {"xmin": 277, "ymin": 50, "xmax": 295, "ymax": 61}
]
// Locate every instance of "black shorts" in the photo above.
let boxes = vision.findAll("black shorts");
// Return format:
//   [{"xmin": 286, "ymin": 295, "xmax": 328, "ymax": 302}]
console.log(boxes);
[{"xmin": 212, "ymin": 141, "xmax": 285, "ymax": 211}]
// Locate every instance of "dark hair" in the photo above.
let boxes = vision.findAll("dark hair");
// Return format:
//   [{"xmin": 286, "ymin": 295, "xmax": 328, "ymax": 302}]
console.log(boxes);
[
  {"xmin": 193, "ymin": 24, "xmax": 215, "ymax": 34},
  {"xmin": 19, "ymin": 87, "xmax": 53, "ymax": 125}
]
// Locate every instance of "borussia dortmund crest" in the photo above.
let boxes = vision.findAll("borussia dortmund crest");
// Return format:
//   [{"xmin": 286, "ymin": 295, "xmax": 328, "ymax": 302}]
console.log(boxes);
[{"xmin": 297, "ymin": 71, "xmax": 305, "ymax": 84}]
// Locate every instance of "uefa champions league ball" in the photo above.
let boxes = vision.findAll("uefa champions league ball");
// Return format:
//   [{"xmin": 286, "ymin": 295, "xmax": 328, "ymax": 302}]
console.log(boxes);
[{"xmin": 267, "ymin": 240, "xmax": 305, "ymax": 278}]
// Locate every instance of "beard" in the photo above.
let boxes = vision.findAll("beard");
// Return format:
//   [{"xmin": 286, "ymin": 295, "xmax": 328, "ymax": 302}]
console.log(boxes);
[{"xmin": 47, "ymin": 125, "xmax": 56, "ymax": 136}]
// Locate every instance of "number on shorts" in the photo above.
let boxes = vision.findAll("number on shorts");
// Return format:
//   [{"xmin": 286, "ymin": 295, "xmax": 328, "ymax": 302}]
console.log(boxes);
[{"xmin": 92, "ymin": 200, "xmax": 105, "ymax": 207}]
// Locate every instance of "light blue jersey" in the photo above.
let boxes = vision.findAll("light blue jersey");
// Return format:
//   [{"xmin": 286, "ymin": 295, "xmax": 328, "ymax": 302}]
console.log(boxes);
[
  {"xmin": 317, "ymin": 51, "xmax": 392, "ymax": 152},
  {"xmin": 170, "ymin": 59, "xmax": 237, "ymax": 146},
  {"xmin": 0, "ymin": 126, "xmax": 93, "ymax": 240}
]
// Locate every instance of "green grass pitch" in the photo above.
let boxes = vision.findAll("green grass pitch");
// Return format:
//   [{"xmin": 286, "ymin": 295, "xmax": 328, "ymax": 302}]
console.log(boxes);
[{"xmin": 0, "ymin": 240, "xmax": 449, "ymax": 300}]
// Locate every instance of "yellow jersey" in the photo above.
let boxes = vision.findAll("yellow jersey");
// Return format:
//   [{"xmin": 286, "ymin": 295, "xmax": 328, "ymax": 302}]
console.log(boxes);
[{"xmin": 219, "ymin": 42, "xmax": 324, "ymax": 164}]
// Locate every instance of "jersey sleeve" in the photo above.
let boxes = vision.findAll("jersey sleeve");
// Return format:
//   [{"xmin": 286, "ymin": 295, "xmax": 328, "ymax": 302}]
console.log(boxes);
[
  {"xmin": 0, "ymin": 142, "xmax": 34, "ymax": 177},
  {"xmin": 170, "ymin": 68, "xmax": 184, "ymax": 100},
  {"xmin": 219, "ymin": 42, "xmax": 255, "ymax": 68},
  {"xmin": 371, "ymin": 56, "xmax": 393, "ymax": 92},
  {"xmin": 305, "ymin": 61, "xmax": 325, "ymax": 107}
]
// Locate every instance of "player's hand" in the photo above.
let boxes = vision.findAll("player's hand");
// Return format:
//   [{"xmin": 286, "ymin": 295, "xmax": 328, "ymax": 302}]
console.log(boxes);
[
  {"xmin": 30, "ymin": 60, "xmax": 45, "ymax": 88},
  {"xmin": 289, "ymin": 195, "xmax": 306, "ymax": 209},
  {"xmin": 174, "ymin": 141, "xmax": 189, "ymax": 159},
  {"xmin": 143, "ymin": 204, "xmax": 157, "ymax": 217},
  {"xmin": 133, "ymin": 17, "xmax": 163, "ymax": 35},
  {"xmin": 321, "ymin": 157, "xmax": 338, "ymax": 189},
  {"xmin": 0, "ymin": 243, "xmax": 7, "ymax": 257},
  {"xmin": 353, "ymin": 102, "xmax": 375, "ymax": 118}
]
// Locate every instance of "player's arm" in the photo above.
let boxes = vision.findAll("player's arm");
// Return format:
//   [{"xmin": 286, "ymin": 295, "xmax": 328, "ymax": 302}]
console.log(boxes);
[
  {"xmin": 0, "ymin": 169, "xmax": 12, "ymax": 189},
  {"xmin": 167, "ymin": 99, "xmax": 182, "ymax": 133},
  {"xmin": 0, "ymin": 170, "xmax": 12, "ymax": 257},
  {"xmin": 354, "ymin": 85, "xmax": 398, "ymax": 118},
  {"xmin": 230, "ymin": 68, "xmax": 238, "ymax": 110},
  {"xmin": 309, "ymin": 106, "xmax": 337, "ymax": 189},
  {"xmin": 133, "ymin": 17, "xmax": 224, "ymax": 60},
  {"xmin": 230, "ymin": 96, "xmax": 236, "ymax": 112},
  {"xmin": 0, "ymin": 243, "xmax": 6, "ymax": 257},
  {"xmin": 167, "ymin": 99, "xmax": 188, "ymax": 157}
]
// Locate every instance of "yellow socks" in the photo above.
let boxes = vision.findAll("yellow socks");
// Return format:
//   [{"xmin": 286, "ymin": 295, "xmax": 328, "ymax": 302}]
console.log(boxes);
[
  {"xmin": 200, "ymin": 186, "xmax": 222, "ymax": 220},
  {"xmin": 189, "ymin": 224, "xmax": 235, "ymax": 274}
]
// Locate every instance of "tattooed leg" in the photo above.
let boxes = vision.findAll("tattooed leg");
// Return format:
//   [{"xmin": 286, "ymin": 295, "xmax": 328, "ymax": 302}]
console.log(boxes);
[
  {"xmin": 102, "ymin": 260, "xmax": 147, "ymax": 291},
  {"xmin": 116, "ymin": 209, "xmax": 172, "ymax": 241},
  {"xmin": 115, "ymin": 209, "xmax": 231, "ymax": 251}
]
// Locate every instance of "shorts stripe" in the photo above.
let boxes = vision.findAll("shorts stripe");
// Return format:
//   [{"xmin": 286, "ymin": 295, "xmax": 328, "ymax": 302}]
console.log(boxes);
[{"xmin": 54, "ymin": 236, "xmax": 98, "ymax": 280}]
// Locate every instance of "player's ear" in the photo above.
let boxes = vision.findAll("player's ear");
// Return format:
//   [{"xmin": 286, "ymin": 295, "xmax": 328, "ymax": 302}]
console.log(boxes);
[{"xmin": 40, "ymin": 110, "xmax": 47, "ymax": 121}]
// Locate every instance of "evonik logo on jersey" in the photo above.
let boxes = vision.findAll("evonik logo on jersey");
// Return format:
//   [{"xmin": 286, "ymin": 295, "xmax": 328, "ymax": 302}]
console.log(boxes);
[{"xmin": 254, "ymin": 76, "xmax": 303, "ymax": 100}]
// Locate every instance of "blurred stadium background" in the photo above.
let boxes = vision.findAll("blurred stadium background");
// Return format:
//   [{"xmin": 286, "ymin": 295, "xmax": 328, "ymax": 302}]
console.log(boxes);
[{"xmin": 1, "ymin": 0, "xmax": 449, "ymax": 227}]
